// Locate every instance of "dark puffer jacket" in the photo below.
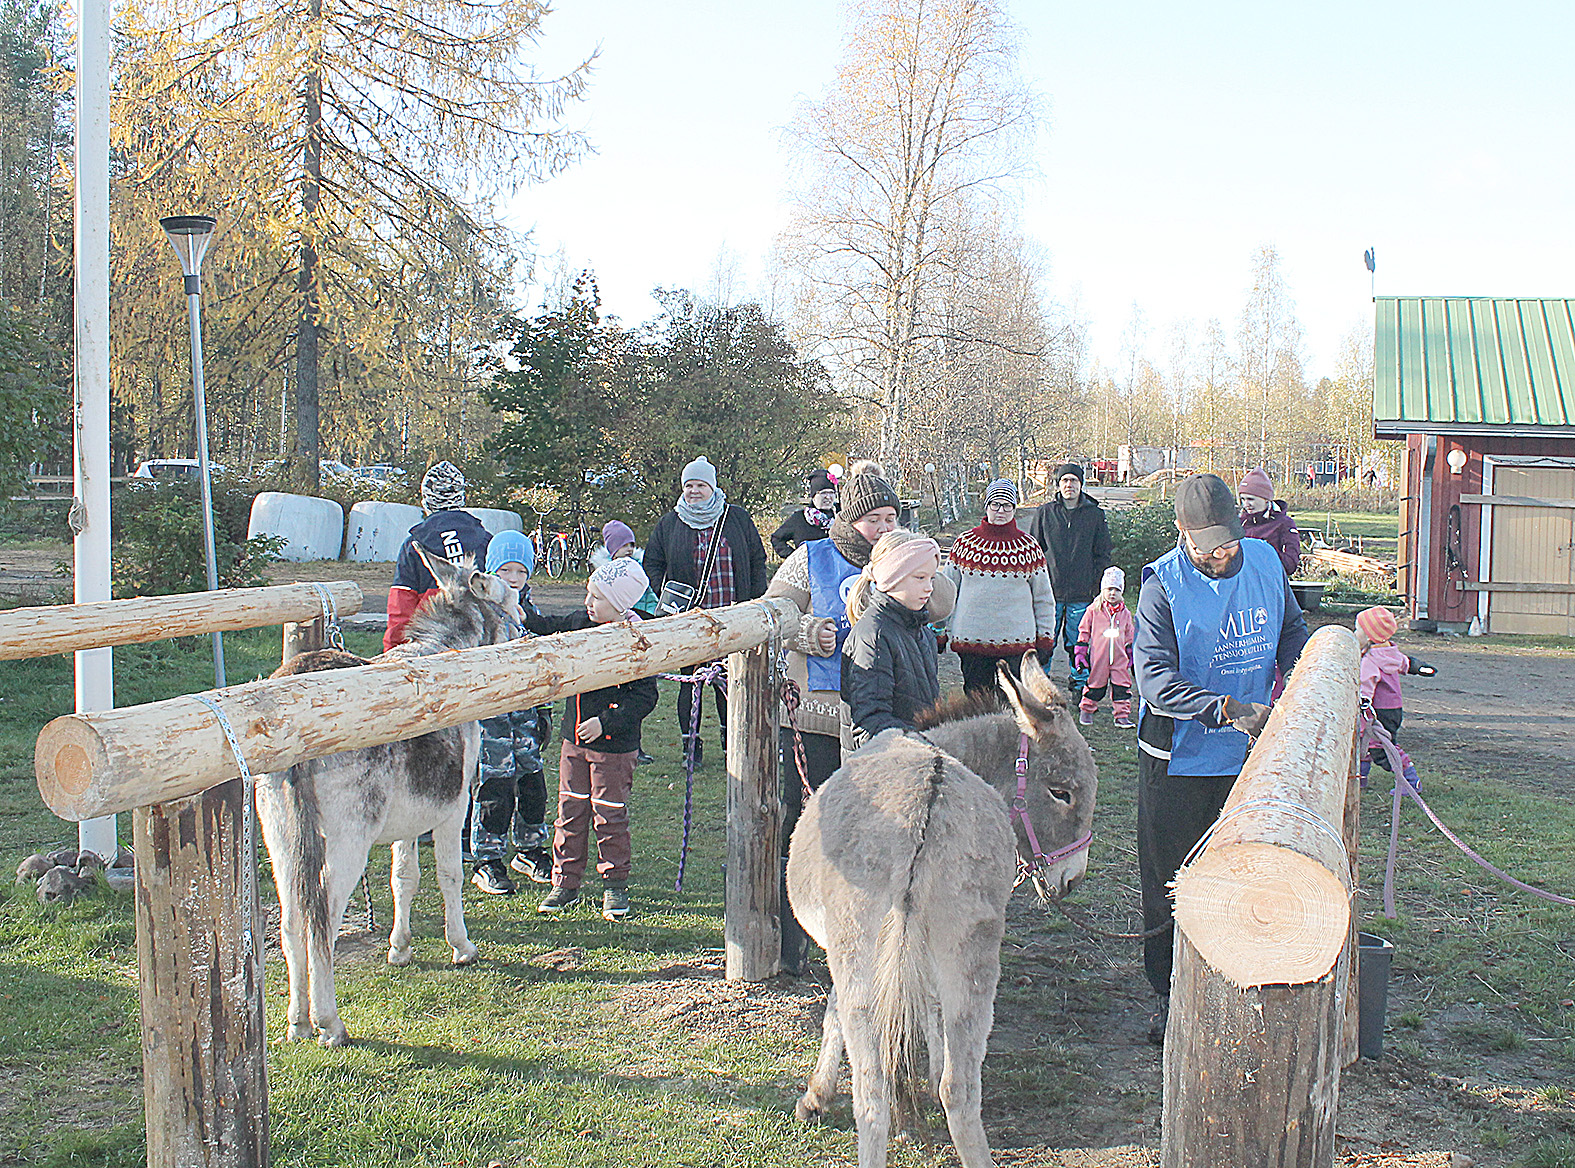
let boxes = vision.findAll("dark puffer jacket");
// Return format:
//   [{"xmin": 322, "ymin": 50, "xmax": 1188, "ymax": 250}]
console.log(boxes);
[
  {"xmin": 841, "ymin": 590, "xmax": 941, "ymax": 745},
  {"xmin": 1028, "ymin": 493, "xmax": 1112, "ymax": 605},
  {"xmin": 1241, "ymin": 501, "xmax": 1302, "ymax": 577}
]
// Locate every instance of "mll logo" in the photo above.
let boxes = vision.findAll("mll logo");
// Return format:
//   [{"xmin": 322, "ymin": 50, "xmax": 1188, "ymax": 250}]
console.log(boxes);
[{"xmin": 1221, "ymin": 606, "xmax": 1269, "ymax": 640}]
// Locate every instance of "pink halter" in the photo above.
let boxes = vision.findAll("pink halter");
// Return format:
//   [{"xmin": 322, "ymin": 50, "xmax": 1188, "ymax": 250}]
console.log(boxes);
[{"xmin": 1010, "ymin": 733, "xmax": 1092, "ymax": 877}]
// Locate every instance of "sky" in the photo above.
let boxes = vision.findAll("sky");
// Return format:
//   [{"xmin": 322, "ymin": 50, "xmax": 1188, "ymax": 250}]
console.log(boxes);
[{"xmin": 508, "ymin": 1, "xmax": 1575, "ymax": 380}]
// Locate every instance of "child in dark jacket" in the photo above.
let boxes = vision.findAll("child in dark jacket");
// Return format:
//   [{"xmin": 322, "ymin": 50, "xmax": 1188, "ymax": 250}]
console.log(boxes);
[
  {"xmin": 524, "ymin": 557, "xmax": 659, "ymax": 920},
  {"xmin": 469, "ymin": 530, "xmax": 554, "ymax": 896},
  {"xmin": 1238, "ymin": 467, "xmax": 1302, "ymax": 578},
  {"xmin": 1355, "ymin": 606, "xmax": 1435, "ymax": 783},
  {"xmin": 841, "ymin": 531, "xmax": 943, "ymax": 749}
]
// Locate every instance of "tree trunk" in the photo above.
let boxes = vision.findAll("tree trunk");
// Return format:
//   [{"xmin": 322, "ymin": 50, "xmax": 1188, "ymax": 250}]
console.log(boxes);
[
  {"xmin": 724, "ymin": 635, "xmax": 781, "ymax": 981},
  {"xmin": 295, "ymin": 38, "xmax": 323, "ymax": 492},
  {"xmin": 39, "ymin": 596, "xmax": 803, "ymax": 821},
  {"xmin": 135, "ymin": 781, "xmax": 268, "ymax": 1168}
]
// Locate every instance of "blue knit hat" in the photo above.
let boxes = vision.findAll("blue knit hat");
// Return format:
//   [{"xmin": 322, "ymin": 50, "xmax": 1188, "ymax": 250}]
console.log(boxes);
[{"xmin": 485, "ymin": 529, "xmax": 535, "ymax": 577}]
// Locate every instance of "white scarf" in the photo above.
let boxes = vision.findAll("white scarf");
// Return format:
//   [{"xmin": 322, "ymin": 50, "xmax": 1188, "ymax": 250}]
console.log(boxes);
[{"xmin": 675, "ymin": 487, "xmax": 727, "ymax": 531}]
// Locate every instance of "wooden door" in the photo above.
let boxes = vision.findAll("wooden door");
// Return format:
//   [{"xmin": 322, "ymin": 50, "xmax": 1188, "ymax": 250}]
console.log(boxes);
[{"xmin": 1488, "ymin": 466, "xmax": 1575, "ymax": 635}]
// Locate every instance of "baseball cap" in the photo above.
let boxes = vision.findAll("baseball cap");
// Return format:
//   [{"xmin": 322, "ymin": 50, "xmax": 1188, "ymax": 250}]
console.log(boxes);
[{"xmin": 1174, "ymin": 474, "xmax": 1245, "ymax": 553}]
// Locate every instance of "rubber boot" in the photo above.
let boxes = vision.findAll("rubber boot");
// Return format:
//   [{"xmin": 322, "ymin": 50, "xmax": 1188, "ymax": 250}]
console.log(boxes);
[
  {"xmin": 1112, "ymin": 698, "xmax": 1134, "ymax": 728},
  {"xmin": 780, "ymin": 857, "xmax": 807, "ymax": 977},
  {"xmin": 1078, "ymin": 696, "xmax": 1096, "ymax": 726}
]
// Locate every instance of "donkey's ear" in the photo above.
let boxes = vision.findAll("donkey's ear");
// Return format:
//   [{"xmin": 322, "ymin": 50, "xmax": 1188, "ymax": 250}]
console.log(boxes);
[
  {"xmin": 468, "ymin": 566, "xmax": 509, "ymax": 606},
  {"xmin": 997, "ymin": 660, "xmax": 1055, "ymax": 742},
  {"xmin": 412, "ymin": 542, "xmax": 462, "ymax": 592},
  {"xmin": 1019, "ymin": 650, "xmax": 1068, "ymax": 710}
]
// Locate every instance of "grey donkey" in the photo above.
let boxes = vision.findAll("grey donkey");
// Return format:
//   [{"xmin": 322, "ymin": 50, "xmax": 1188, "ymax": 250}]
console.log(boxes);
[
  {"xmin": 256, "ymin": 546, "xmax": 524, "ymax": 1046},
  {"xmin": 786, "ymin": 652, "xmax": 1097, "ymax": 1168}
]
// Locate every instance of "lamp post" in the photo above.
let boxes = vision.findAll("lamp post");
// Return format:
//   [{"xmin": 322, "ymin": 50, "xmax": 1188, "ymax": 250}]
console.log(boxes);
[{"xmin": 160, "ymin": 214, "xmax": 225, "ymax": 687}]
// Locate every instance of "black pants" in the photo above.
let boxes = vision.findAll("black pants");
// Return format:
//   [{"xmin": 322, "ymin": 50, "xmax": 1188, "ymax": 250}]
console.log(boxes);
[
  {"xmin": 958, "ymin": 652, "xmax": 1022, "ymax": 698},
  {"xmin": 677, "ymin": 676, "xmax": 728, "ymax": 757},
  {"xmin": 1366, "ymin": 706, "xmax": 1404, "ymax": 771},
  {"xmin": 1137, "ymin": 712, "xmax": 1238, "ymax": 997},
  {"xmin": 779, "ymin": 728, "xmax": 842, "ymax": 854}
]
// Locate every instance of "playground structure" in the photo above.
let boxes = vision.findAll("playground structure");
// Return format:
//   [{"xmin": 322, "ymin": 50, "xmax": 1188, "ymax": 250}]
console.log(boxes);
[{"xmin": 20, "ymin": 586, "xmax": 1364, "ymax": 1167}]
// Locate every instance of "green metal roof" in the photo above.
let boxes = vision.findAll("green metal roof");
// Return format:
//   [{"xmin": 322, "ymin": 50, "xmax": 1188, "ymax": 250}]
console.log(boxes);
[{"xmin": 1373, "ymin": 297, "xmax": 1575, "ymax": 437}]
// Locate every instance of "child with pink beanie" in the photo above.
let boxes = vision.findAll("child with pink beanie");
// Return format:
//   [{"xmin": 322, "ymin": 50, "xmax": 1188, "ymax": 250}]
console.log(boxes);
[{"xmin": 1355, "ymin": 606, "xmax": 1436, "ymax": 784}]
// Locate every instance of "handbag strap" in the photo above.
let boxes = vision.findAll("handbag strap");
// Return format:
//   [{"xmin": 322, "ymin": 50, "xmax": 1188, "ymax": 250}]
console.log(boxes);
[{"xmin": 690, "ymin": 509, "xmax": 727, "ymax": 609}]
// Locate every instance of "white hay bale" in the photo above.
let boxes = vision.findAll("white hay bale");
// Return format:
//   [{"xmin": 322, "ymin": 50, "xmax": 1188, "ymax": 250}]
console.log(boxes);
[
  {"xmin": 462, "ymin": 507, "xmax": 525, "ymax": 535},
  {"xmin": 247, "ymin": 493, "xmax": 346, "ymax": 563},
  {"xmin": 343, "ymin": 501, "xmax": 425, "ymax": 563}
]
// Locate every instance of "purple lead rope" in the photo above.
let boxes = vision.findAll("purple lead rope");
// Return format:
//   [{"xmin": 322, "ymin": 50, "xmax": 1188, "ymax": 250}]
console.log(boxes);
[
  {"xmin": 1362, "ymin": 712, "xmax": 1575, "ymax": 916},
  {"xmin": 663, "ymin": 661, "xmax": 727, "ymax": 891}
]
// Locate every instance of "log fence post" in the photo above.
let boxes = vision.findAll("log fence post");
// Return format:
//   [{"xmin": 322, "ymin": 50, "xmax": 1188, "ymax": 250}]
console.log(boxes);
[
  {"xmin": 724, "ymin": 629, "xmax": 782, "ymax": 981},
  {"xmin": 134, "ymin": 776, "xmax": 267, "ymax": 1168},
  {"xmin": 282, "ymin": 616, "xmax": 324, "ymax": 663},
  {"xmin": 1162, "ymin": 625, "xmax": 1360, "ymax": 1167}
]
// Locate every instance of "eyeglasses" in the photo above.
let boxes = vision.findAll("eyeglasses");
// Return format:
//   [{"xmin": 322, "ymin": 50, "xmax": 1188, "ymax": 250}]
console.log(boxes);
[{"xmin": 1184, "ymin": 532, "xmax": 1241, "ymax": 558}]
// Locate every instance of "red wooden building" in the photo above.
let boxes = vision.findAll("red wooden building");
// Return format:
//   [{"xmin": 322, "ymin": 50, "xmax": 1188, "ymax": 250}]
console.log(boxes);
[{"xmin": 1375, "ymin": 297, "xmax": 1575, "ymax": 635}]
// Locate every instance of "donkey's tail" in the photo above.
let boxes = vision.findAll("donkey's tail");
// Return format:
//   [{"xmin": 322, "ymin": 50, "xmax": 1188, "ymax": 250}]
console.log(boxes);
[
  {"xmin": 872, "ymin": 752, "xmax": 948, "ymax": 1123},
  {"xmin": 281, "ymin": 766, "xmax": 331, "ymax": 959}
]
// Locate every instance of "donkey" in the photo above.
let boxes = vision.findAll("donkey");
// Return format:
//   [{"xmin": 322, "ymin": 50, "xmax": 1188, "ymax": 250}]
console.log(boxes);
[
  {"xmin": 786, "ymin": 652, "xmax": 1097, "ymax": 1168},
  {"xmin": 255, "ymin": 546, "xmax": 523, "ymax": 1047}
]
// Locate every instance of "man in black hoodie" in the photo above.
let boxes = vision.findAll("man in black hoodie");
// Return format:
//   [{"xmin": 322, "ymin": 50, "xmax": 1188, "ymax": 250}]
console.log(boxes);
[{"xmin": 1028, "ymin": 462, "xmax": 1112, "ymax": 699}]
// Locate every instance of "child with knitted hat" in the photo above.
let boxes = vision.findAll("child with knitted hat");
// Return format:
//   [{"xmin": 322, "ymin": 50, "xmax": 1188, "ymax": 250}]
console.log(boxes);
[
  {"xmin": 522, "ymin": 557, "xmax": 659, "ymax": 919},
  {"xmin": 469, "ymin": 529, "xmax": 554, "ymax": 895},
  {"xmin": 1075, "ymin": 566, "xmax": 1136, "ymax": 727},
  {"xmin": 842, "ymin": 531, "xmax": 944, "ymax": 749},
  {"xmin": 1355, "ymin": 605, "xmax": 1436, "ymax": 784},
  {"xmin": 940, "ymin": 478, "xmax": 1056, "ymax": 697},
  {"xmin": 1238, "ymin": 467, "xmax": 1302, "ymax": 577}
]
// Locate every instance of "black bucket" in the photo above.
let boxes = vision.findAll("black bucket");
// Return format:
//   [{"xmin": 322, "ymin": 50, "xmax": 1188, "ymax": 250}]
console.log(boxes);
[{"xmin": 1357, "ymin": 932, "xmax": 1394, "ymax": 1059}]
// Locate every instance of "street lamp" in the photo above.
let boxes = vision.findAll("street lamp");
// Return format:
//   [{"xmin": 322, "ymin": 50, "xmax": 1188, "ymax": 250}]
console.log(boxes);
[{"xmin": 160, "ymin": 214, "xmax": 225, "ymax": 687}]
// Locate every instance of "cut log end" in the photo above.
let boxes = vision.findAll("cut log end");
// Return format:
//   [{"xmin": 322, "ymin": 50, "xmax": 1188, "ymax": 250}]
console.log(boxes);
[
  {"xmin": 1174, "ymin": 842, "xmax": 1349, "ymax": 988},
  {"xmin": 36, "ymin": 717, "xmax": 106, "ymax": 818}
]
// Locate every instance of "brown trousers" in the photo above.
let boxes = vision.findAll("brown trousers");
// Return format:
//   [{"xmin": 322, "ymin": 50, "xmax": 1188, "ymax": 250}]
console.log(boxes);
[{"xmin": 552, "ymin": 739, "xmax": 635, "ymax": 889}]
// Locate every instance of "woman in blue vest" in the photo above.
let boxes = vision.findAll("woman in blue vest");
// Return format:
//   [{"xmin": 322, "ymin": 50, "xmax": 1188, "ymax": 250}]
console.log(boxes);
[
  {"xmin": 1132, "ymin": 473, "xmax": 1309, "ymax": 1044},
  {"xmin": 764, "ymin": 468, "xmax": 955, "ymax": 972}
]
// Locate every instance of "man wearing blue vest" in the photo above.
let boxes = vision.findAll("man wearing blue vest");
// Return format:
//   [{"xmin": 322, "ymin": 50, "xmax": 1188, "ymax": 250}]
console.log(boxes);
[{"xmin": 1133, "ymin": 473, "xmax": 1309, "ymax": 1044}]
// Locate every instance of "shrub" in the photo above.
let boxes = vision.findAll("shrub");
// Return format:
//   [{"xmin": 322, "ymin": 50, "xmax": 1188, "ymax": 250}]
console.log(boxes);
[
  {"xmin": 111, "ymin": 480, "xmax": 284, "ymax": 598},
  {"xmin": 1105, "ymin": 502, "xmax": 1179, "ymax": 585}
]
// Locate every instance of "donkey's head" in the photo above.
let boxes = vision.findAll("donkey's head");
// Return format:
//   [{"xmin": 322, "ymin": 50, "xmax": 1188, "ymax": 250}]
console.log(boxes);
[
  {"xmin": 993, "ymin": 652, "xmax": 1099, "ymax": 898},
  {"xmin": 402, "ymin": 543, "xmax": 526, "ymax": 653}
]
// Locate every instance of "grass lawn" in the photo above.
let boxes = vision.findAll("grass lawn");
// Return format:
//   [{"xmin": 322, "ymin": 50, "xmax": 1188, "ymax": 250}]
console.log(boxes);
[
  {"xmin": 2, "ymin": 626, "xmax": 1574, "ymax": 1165},
  {"xmin": 1296, "ymin": 509, "xmax": 1399, "ymax": 560}
]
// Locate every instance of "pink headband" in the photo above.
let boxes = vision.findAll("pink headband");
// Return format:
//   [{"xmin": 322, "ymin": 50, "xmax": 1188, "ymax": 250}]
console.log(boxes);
[{"xmin": 871, "ymin": 538, "xmax": 941, "ymax": 592}]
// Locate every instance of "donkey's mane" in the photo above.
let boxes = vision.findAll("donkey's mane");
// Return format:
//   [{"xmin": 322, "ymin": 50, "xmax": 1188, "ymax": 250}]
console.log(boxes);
[{"xmin": 912, "ymin": 689, "xmax": 1006, "ymax": 730}]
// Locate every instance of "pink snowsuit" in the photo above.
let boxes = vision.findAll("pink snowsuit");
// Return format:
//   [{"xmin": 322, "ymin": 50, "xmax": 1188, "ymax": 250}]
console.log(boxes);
[{"xmin": 1076, "ymin": 600, "xmax": 1135, "ymax": 719}]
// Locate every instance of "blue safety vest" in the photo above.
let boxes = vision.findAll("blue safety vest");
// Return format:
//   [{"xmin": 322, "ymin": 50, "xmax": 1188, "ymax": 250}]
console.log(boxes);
[
  {"xmin": 1144, "ymin": 537, "xmax": 1284, "ymax": 776},
  {"xmin": 806, "ymin": 538, "xmax": 861, "ymax": 691}
]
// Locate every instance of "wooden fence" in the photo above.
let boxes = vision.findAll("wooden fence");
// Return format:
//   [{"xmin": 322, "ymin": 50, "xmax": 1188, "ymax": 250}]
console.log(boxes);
[{"xmin": 28, "ymin": 586, "xmax": 794, "ymax": 1168}]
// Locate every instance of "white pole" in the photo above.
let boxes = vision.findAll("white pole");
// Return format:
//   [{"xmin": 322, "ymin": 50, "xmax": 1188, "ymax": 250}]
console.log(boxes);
[{"xmin": 73, "ymin": 0, "xmax": 116, "ymax": 862}]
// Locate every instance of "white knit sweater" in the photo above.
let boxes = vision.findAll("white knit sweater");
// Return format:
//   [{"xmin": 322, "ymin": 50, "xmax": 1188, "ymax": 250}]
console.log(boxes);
[{"xmin": 939, "ymin": 522, "xmax": 1057, "ymax": 656}]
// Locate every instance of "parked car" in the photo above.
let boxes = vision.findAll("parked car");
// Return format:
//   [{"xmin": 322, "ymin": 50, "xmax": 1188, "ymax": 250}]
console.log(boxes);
[
  {"xmin": 353, "ymin": 464, "xmax": 407, "ymax": 485},
  {"xmin": 320, "ymin": 459, "xmax": 355, "ymax": 480},
  {"xmin": 131, "ymin": 458, "xmax": 226, "ymax": 482}
]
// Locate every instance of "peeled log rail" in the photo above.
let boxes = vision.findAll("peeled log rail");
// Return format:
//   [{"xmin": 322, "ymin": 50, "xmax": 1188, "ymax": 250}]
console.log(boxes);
[
  {"xmin": 1162, "ymin": 624, "xmax": 1360, "ymax": 1168},
  {"xmin": 37, "ymin": 596, "xmax": 801, "ymax": 822},
  {"xmin": 0, "ymin": 581, "xmax": 362, "ymax": 660}
]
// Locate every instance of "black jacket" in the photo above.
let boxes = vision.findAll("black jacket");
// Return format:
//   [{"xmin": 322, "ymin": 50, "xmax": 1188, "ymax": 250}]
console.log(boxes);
[
  {"xmin": 521, "ymin": 611, "xmax": 659, "ymax": 754},
  {"xmin": 841, "ymin": 590, "xmax": 941, "ymax": 742},
  {"xmin": 769, "ymin": 507, "xmax": 833, "ymax": 558},
  {"xmin": 644, "ymin": 505, "xmax": 769, "ymax": 603},
  {"xmin": 1029, "ymin": 494, "xmax": 1112, "ymax": 605}
]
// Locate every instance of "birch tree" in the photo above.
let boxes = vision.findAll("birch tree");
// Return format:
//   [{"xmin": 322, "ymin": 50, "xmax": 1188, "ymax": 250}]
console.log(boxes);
[{"xmin": 782, "ymin": 0, "xmax": 1034, "ymax": 469}]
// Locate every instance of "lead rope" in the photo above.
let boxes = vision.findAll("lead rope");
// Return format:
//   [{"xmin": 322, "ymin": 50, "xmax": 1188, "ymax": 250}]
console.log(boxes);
[
  {"xmin": 191, "ymin": 695, "xmax": 260, "ymax": 959},
  {"xmin": 308, "ymin": 581, "xmax": 345, "ymax": 651}
]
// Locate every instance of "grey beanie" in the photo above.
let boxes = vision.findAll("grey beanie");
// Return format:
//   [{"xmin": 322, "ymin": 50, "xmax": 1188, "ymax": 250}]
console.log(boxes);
[
  {"xmin": 421, "ymin": 461, "xmax": 466, "ymax": 511},
  {"xmin": 985, "ymin": 478, "xmax": 1019, "ymax": 508}
]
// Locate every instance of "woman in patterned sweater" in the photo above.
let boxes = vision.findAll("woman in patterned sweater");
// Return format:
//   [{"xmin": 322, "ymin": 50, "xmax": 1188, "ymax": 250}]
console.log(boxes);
[{"xmin": 940, "ymin": 479, "xmax": 1058, "ymax": 697}]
